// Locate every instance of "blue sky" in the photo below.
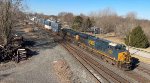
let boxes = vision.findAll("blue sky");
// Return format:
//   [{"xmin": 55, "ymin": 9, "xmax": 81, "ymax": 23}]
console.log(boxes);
[{"xmin": 26, "ymin": 0, "xmax": 150, "ymax": 20}]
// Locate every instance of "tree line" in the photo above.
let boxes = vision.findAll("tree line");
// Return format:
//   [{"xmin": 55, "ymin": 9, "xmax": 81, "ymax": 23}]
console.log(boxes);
[
  {"xmin": 1, "ymin": 4, "xmax": 149, "ymax": 48},
  {"xmin": 56, "ymin": 9, "xmax": 150, "ymax": 48}
]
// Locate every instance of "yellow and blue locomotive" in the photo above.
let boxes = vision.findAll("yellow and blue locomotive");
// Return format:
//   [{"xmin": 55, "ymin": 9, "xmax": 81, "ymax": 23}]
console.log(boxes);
[
  {"xmin": 62, "ymin": 28, "xmax": 132, "ymax": 70},
  {"xmin": 36, "ymin": 18, "xmax": 133, "ymax": 70}
]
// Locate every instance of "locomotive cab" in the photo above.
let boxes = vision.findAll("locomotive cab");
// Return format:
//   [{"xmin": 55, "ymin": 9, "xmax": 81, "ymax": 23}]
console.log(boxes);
[
  {"xmin": 117, "ymin": 45, "xmax": 132, "ymax": 70},
  {"xmin": 116, "ymin": 45, "xmax": 131, "ymax": 62}
]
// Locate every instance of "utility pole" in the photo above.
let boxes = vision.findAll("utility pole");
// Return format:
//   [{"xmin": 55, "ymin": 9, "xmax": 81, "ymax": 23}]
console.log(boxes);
[
  {"xmin": 128, "ymin": 33, "xmax": 130, "ymax": 52},
  {"xmin": 128, "ymin": 24, "xmax": 132, "ymax": 52}
]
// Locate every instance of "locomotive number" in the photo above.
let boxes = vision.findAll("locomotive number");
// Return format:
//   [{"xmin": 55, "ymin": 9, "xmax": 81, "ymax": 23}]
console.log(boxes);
[{"xmin": 88, "ymin": 40, "xmax": 95, "ymax": 46}]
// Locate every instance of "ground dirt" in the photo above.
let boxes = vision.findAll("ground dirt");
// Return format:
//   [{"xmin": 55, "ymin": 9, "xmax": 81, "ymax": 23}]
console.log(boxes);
[{"xmin": 0, "ymin": 23, "xmax": 98, "ymax": 83}]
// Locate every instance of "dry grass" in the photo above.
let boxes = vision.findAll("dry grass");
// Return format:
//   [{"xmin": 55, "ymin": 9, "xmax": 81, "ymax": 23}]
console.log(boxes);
[
  {"xmin": 86, "ymin": 32, "xmax": 124, "ymax": 44},
  {"xmin": 52, "ymin": 60, "xmax": 74, "ymax": 83},
  {"xmin": 103, "ymin": 36, "xmax": 125, "ymax": 44}
]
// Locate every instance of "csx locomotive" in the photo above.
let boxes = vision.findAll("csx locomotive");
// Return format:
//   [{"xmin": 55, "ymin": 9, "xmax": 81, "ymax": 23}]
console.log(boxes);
[
  {"xmin": 62, "ymin": 29, "xmax": 132, "ymax": 70},
  {"xmin": 34, "ymin": 18, "xmax": 133, "ymax": 70}
]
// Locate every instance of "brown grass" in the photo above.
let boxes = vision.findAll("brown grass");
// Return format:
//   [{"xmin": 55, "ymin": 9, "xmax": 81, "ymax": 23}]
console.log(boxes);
[
  {"xmin": 86, "ymin": 32, "xmax": 124, "ymax": 44},
  {"xmin": 104, "ymin": 37, "xmax": 125, "ymax": 44}
]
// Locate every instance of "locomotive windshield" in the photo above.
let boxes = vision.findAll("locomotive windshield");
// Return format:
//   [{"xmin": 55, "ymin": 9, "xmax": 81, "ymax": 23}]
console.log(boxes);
[{"xmin": 115, "ymin": 44, "xmax": 126, "ymax": 50}]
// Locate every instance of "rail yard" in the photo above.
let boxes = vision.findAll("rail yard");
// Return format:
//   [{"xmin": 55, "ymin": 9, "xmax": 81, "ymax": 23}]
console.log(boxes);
[
  {"xmin": 1, "ymin": 1, "xmax": 150, "ymax": 83},
  {"xmin": 0, "ymin": 19, "xmax": 150, "ymax": 83}
]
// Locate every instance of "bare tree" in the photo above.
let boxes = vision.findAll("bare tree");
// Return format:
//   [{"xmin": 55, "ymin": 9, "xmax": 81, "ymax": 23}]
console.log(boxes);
[
  {"xmin": 99, "ymin": 8, "xmax": 117, "ymax": 17},
  {"xmin": 0, "ymin": 0, "xmax": 24, "ymax": 45},
  {"xmin": 123, "ymin": 12, "xmax": 138, "ymax": 36},
  {"xmin": 89, "ymin": 8, "xmax": 150, "ymax": 43},
  {"xmin": 126, "ymin": 12, "xmax": 137, "ymax": 20},
  {"xmin": 58, "ymin": 12, "xmax": 74, "ymax": 27},
  {"xmin": 90, "ymin": 8, "xmax": 118, "ymax": 33}
]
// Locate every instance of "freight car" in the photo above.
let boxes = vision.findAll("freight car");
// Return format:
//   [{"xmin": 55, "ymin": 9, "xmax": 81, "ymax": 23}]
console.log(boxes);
[
  {"xmin": 30, "ymin": 17, "xmax": 61, "ymax": 33},
  {"xmin": 62, "ymin": 28, "xmax": 132, "ymax": 70},
  {"xmin": 44, "ymin": 20, "xmax": 52, "ymax": 30},
  {"xmin": 36, "ymin": 18, "xmax": 61, "ymax": 33}
]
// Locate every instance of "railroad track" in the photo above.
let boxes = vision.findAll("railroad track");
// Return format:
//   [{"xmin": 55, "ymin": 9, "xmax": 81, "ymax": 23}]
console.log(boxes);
[
  {"xmin": 137, "ymin": 66, "xmax": 150, "ymax": 75},
  {"xmin": 61, "ymin": 42, "xmax": 130, "ymax": 83},
  {"xmin": 37, "ymin": 27, "xmax": 149, "ymax": 82}
]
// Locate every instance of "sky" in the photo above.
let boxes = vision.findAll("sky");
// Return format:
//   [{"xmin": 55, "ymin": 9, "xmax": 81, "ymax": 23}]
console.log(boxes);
[{"xmin": 25, "ymin": 0, "xmax": 150, "ymax": 20}]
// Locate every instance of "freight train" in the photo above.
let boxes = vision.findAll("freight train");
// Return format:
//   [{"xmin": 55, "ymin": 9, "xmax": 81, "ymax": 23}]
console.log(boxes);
[
  {"xmin": 33, "ymin": 18, "xmax": 133, "ymax": 70},
  {"xmin": 31, "ymin": 17, "xmax": 61, "ymax": 33}
]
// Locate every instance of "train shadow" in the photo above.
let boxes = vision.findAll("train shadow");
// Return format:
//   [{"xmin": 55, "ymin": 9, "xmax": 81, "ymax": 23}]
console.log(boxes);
[
  {"xmin": 23, "ymin": 40, "xmax": 36, "ymax": 47},
  {"xmin": 0, "ymin": 72, "xmax": 15, "ymax": 80},
  {"xmin": 23, "ymin": 38, "xmax": 60, "ymax": 49},
  {"xmin": 130, "ymin": 57, "xmax": 140, "ymax": 70},
  {"xmin": 23, "ymin": 39, "xmax": 60, "ymax": 57}
]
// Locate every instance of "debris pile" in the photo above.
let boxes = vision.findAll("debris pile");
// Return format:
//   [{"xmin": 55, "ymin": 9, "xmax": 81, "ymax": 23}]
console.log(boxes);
[
  {"xmin": 0, "ymin": 35, "xmax": 27, "ymax": 63},
  {"xmin": 53, "ymin": 60, "xmax": 77, "ymax": 83}
]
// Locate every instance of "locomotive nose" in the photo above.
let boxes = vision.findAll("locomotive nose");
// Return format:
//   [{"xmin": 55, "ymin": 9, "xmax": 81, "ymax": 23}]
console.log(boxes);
[{"xmin": 118, "ymin": 51, "xmax": 131, "ymax": 62}]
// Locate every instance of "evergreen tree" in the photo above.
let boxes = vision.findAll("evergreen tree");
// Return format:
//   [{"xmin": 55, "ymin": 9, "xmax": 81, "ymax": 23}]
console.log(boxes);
[
  {"xmin": 72, "ymin": 16, "xmax": 83, "ymax": 31},
  {"xmin": 83, "ymin": 18, "xmax": 93, "ymax": 32},
  {"xmin": 125, "ymin": 26, "xmax": 149, "ymax": 48}
]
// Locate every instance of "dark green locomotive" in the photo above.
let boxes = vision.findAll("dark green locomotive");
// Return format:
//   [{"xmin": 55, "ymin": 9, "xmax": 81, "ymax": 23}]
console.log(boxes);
[{"xmin": 62, "ymin": 28, "xmax": 132, "ymax": 70}]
